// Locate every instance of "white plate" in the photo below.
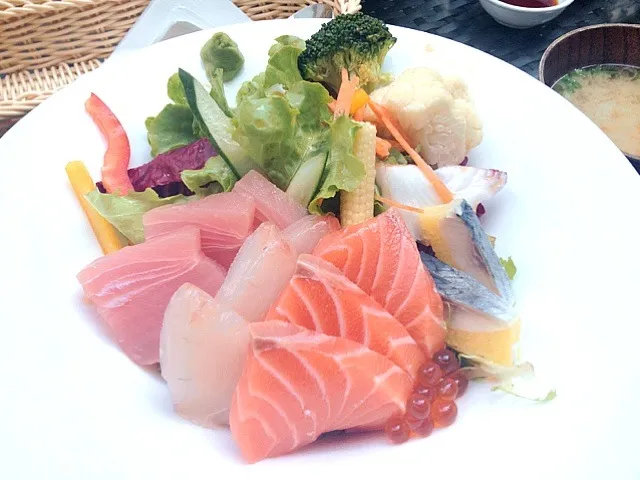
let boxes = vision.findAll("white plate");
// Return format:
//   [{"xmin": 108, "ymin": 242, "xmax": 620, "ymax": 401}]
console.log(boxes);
[{"xmin": 1, "ymin": 19, "xmax": 639, "ymax": 480}]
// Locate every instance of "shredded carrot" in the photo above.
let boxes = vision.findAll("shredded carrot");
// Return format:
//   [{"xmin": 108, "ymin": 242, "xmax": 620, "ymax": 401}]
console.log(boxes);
[
  {"xmin": 334, "ymin": 69, "xmax": 359, "ymax": 118},
  {"xmin": 368, "ymin": 99, "xmax": 454, "ymax": 203},
  {"xmin": 375, "ymin": 137, "xmax": 392, "ymax": 158},
  {"xmin": 66, "ymin": 161, "xmax": 123, "ymax": 255},
  {"xmin": 377, "ymin": 105, "xmax": 414, "ymax": 145},
  {"xmin": 375, "ymin": 194, "xmax": 424, "ymax": 214}
]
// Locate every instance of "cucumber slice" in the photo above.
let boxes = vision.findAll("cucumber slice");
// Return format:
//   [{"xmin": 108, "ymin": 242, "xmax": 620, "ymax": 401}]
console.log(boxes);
[
  {"xmin": 286, "ymin": 150, "xmax": 328, "ymax": 207},
  {"xmin": 179, "ymin": 69, "xmax": 255, "ymax": 178}
]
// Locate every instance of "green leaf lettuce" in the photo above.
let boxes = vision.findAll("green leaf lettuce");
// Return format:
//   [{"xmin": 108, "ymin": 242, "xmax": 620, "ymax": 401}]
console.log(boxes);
[
  {"xmin": 181, "ymin": 156, "xmax": 236, "ymax": 196},
  {"xmin": 85, "ymin": 189, "xmax": 188, "ymax": 244}
]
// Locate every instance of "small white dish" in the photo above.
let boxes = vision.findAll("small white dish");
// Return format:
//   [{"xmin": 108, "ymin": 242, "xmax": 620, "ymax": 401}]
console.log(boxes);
[{"xmin": 478, "ymin": 0, "xmax": 574, "ymax": 29}]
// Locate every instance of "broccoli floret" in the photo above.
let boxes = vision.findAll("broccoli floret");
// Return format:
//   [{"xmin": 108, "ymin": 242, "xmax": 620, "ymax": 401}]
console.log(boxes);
[{"xmin": 298, "ymin": 13, "xmax": 396, "ymax": 93}]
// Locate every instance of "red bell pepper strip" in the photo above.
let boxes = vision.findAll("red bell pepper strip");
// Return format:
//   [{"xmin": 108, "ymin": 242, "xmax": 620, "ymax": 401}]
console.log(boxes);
[{"xmin": 85, "ymin": 93, "xmax": 134, "ymax": 195}]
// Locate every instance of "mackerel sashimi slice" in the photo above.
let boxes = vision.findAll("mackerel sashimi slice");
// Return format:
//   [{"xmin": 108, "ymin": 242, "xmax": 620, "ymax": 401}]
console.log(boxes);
[
  {"xmin": 229, "ymin": 321, "xmax": 413, "ymax": 463},
  {"xmin": 160, "ymin": 283, "xmax": 250, "ymax": 427},
  {"xmin": 313, "ymin": 209, "xmax": 446, "ymax": 356},
  {"xmin": 143, "ymin": 191, "xmax": 255, "ymax": 269},
  {"xmin": 265, "ymin": 255, "xmax": 426, "ymax": 380},
  {"xmin": 233, "ymin": 170, "xmax": 307, "ymax": 229},
  {"xmin": 77, "ymin": 227, "xmax": 225, "ymax": 365}
]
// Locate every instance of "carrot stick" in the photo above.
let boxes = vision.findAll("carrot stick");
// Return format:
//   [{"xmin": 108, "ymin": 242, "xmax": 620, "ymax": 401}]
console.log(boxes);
[
  {"xmin": 375, "ymin": 137, "xmax": 392, "ymax": 158},
  {"xmin": 368, "ymin": 99, "xmax": 454, "ymax": 203},
  {"xmin": 353, "ymin": 107, "xmax": 365, "ymax": 122},
  {"xmin": 66, "ymin": 161, "xmax": 123, "ymax": 255},
  {"xmin": 374, "ymin": 194, "xmax": 424, "ymax": 214},
  {"xmin": 334, "ymin": 69, "xmax": 359, "ymax": 118}
]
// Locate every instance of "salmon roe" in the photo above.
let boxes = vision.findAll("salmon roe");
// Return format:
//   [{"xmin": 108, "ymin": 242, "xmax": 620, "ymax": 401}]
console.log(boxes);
[
  {"xmin": 385, "ymin": 348, "xmax": 468, "ymax": 444},
  {"xmin": 385, "ymin": 418, "xmax": 411, "ymax": 444}
]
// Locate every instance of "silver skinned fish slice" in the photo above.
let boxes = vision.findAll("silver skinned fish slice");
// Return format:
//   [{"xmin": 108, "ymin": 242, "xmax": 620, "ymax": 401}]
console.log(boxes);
[{"xmin": 420, "ymin": 252, "xmax": 516, "ymax": 322}]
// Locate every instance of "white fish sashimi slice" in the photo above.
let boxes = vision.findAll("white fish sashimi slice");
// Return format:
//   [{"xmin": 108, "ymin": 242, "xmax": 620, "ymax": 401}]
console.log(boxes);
[
  {"xmin": 435, "ymin": 165, "xmax": 507, "ymax": 207},
  {"xmin": 161, "ymin": 224, "xmax": 299, "ymax": 428},
  {"xmin": 218, "ymin": 222, "xmax": 298, "ymax": 323},
  {"xmin": 282, "ymin": 215, "xmax": 340, "ymax": 255},
  {"xmin": 375, "ymin": 163, "xmax": 507, "ymax": 239},
  {"xmin": 160, "ymin": 283, "xmax": 250, "ymax": 427}
]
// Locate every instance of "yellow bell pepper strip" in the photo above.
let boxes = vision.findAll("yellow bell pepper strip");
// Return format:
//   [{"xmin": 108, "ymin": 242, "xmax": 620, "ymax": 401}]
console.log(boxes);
[
  {"xmin": 350, "ymin": 88, "xmax": 369, "ymax": 115},
  {"xmin": 65, "ymin": 161, "xmax": 123, "ymax": 255}
]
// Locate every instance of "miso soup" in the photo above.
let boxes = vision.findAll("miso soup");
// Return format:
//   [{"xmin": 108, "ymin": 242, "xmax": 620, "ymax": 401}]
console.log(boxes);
[{"xmin": 553, "ymin": 65, "xmax": 640, "ymax": 157}]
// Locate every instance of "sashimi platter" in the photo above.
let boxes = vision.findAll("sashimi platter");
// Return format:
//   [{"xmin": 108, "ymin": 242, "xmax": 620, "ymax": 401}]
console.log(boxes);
[
  {"xmin": 71, "ymin": 13, "xmax": 543, "ymax": 461},
  {"xmin": 2, "ymin": 13, "xmax": 640, "ymax": 479}
]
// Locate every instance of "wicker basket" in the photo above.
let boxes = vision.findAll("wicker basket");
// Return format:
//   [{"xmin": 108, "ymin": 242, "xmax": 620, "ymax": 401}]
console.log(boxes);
[{"xmin": 0, "ymin": 0, "xmax": 361, "ymax": 136}]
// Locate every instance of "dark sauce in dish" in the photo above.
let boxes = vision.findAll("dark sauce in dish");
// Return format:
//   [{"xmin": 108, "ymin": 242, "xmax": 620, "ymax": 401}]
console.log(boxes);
[{"xmin": 499, "ymin": 0, "xmax": 557, "ymax": 7}]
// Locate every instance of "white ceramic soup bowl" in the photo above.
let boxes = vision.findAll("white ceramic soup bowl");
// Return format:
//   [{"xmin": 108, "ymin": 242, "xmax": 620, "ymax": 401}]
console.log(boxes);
[{"xmin": 478, "ymin": 0, "xmax": 575, "ymax": 29}]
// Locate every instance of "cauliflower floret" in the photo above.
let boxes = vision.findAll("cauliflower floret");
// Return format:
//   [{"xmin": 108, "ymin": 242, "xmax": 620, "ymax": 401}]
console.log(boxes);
[{"xmin": 370, "ymin": 67, "xmax": 483, "ymax": 167}]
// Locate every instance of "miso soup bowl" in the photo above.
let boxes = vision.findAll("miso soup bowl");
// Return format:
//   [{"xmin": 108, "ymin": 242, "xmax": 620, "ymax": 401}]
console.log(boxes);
[
  {"xmin": 478, "ymin": 0, "xmax": 574, "ymax": 29},
  {"xmin": 540, "ymin": 24, "xmax": 640, "ymax": 173}
]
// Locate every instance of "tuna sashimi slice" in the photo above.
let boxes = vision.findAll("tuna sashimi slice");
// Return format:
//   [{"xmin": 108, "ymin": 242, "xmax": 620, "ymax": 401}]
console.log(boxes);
[
  {"xmin": 218, "ymin": 222, "xmax": 297, "ymax": 323},
  {"xmin": 313, "ymin": 209, "xmax": 446, "ymax": 356},
  {"xmin": 160, "ymin": 284, "xmax": 250, "ymax": 427},
  {"xmin": 230, "ymin": 321, "xmax": 412, "ymax": 463},
  {"xmin": 282, "ymin": 215, "xmax": 340, "ymax": 254},
  {"xmin": 233, "ymin": 170, "xmax": 307, "ymax": 229},
  {"xmin": 265, "ymin": 255, "xmax": 426, "ymax": 381},
  {"xmin": 143, "ymin": 191, "xmax": 255, "ymax": 269},
  {"xmin": 77, "ymin": 227, "xmax": 225, "ymax": 365}
]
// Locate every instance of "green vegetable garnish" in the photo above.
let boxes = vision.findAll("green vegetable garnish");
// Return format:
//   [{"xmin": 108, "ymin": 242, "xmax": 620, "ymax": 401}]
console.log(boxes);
[
  {"xmin": 181, "ymin": 156, "xmax": 236, "ymax": 196},
  {"xmin": 500, "ymin": 256, "xmax": 517, "ymax": 280},
  {"xmin": 208, "ymin": 68, "xmax": 233, "ymax": 117},
  {"xmin": 167, "ymin": 72, "xmax": 187, "ymax": 105},
  {"xmin": 298, "ymin": 12, "xmax": 397, "ymax": 93},
  {"xmin": 201, "ymin": 32, "xmax": 244, "ymax": 83},
  {"xmin": 85, "ymin": 189, "xmax": 188, "ymax": 244},
  {"xmin": 145, "ymin": 104, "xmax": 198, "ymax": 156},
  {"xmin": 386, "ymin": 148, "xmax": 409, "ymax": 165},
  {"xmin": 491, "ymin": 384, "xmax": 557, "ymax": 403},
  {"xmin": 233, "ymin": 36, "xmax": 366, "ymax": 213}
]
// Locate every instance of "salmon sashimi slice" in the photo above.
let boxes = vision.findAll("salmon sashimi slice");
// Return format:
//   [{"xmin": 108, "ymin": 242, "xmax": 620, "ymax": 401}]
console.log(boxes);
[
  {"xmin": 77, "ymin": 227, "xmax": 226, "ymax": 365},
  {"xmin": 313, "ymin": 209, "xmax": 447, "ymax": 356},
  {"xmin": 282, "ymin": 215, "xmax": 340, "ymax": 254},
  {"xmin": 218, "ymin": 222, "xmax": 297, "ymax": 323},
  {"xmin": 143, "ymin": 191, "xmax": 255, "ymax": 269},
  {"xmin": 233, "ymin": 170, "xmax": 307, "ymax": 230},
  {"xmin": 160, "ymin": 284, "xmax": 250, "ymax": 427},
  {"xmin": 265, "ymin": 255, "xmax": 426, "ymax": 381},
  {"xmin": 229, "ymin": 321, "xmax": 412, "ymax": 463}
]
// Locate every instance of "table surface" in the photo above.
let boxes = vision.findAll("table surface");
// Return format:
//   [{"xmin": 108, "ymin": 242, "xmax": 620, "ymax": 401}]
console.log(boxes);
[
  {"xmin": 1, "ymin": 1, "xmax": 638, "ymax": 138},
  {"xmin": 361, "ymin": 0, "xmax": 640, "ymax": 77}
]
